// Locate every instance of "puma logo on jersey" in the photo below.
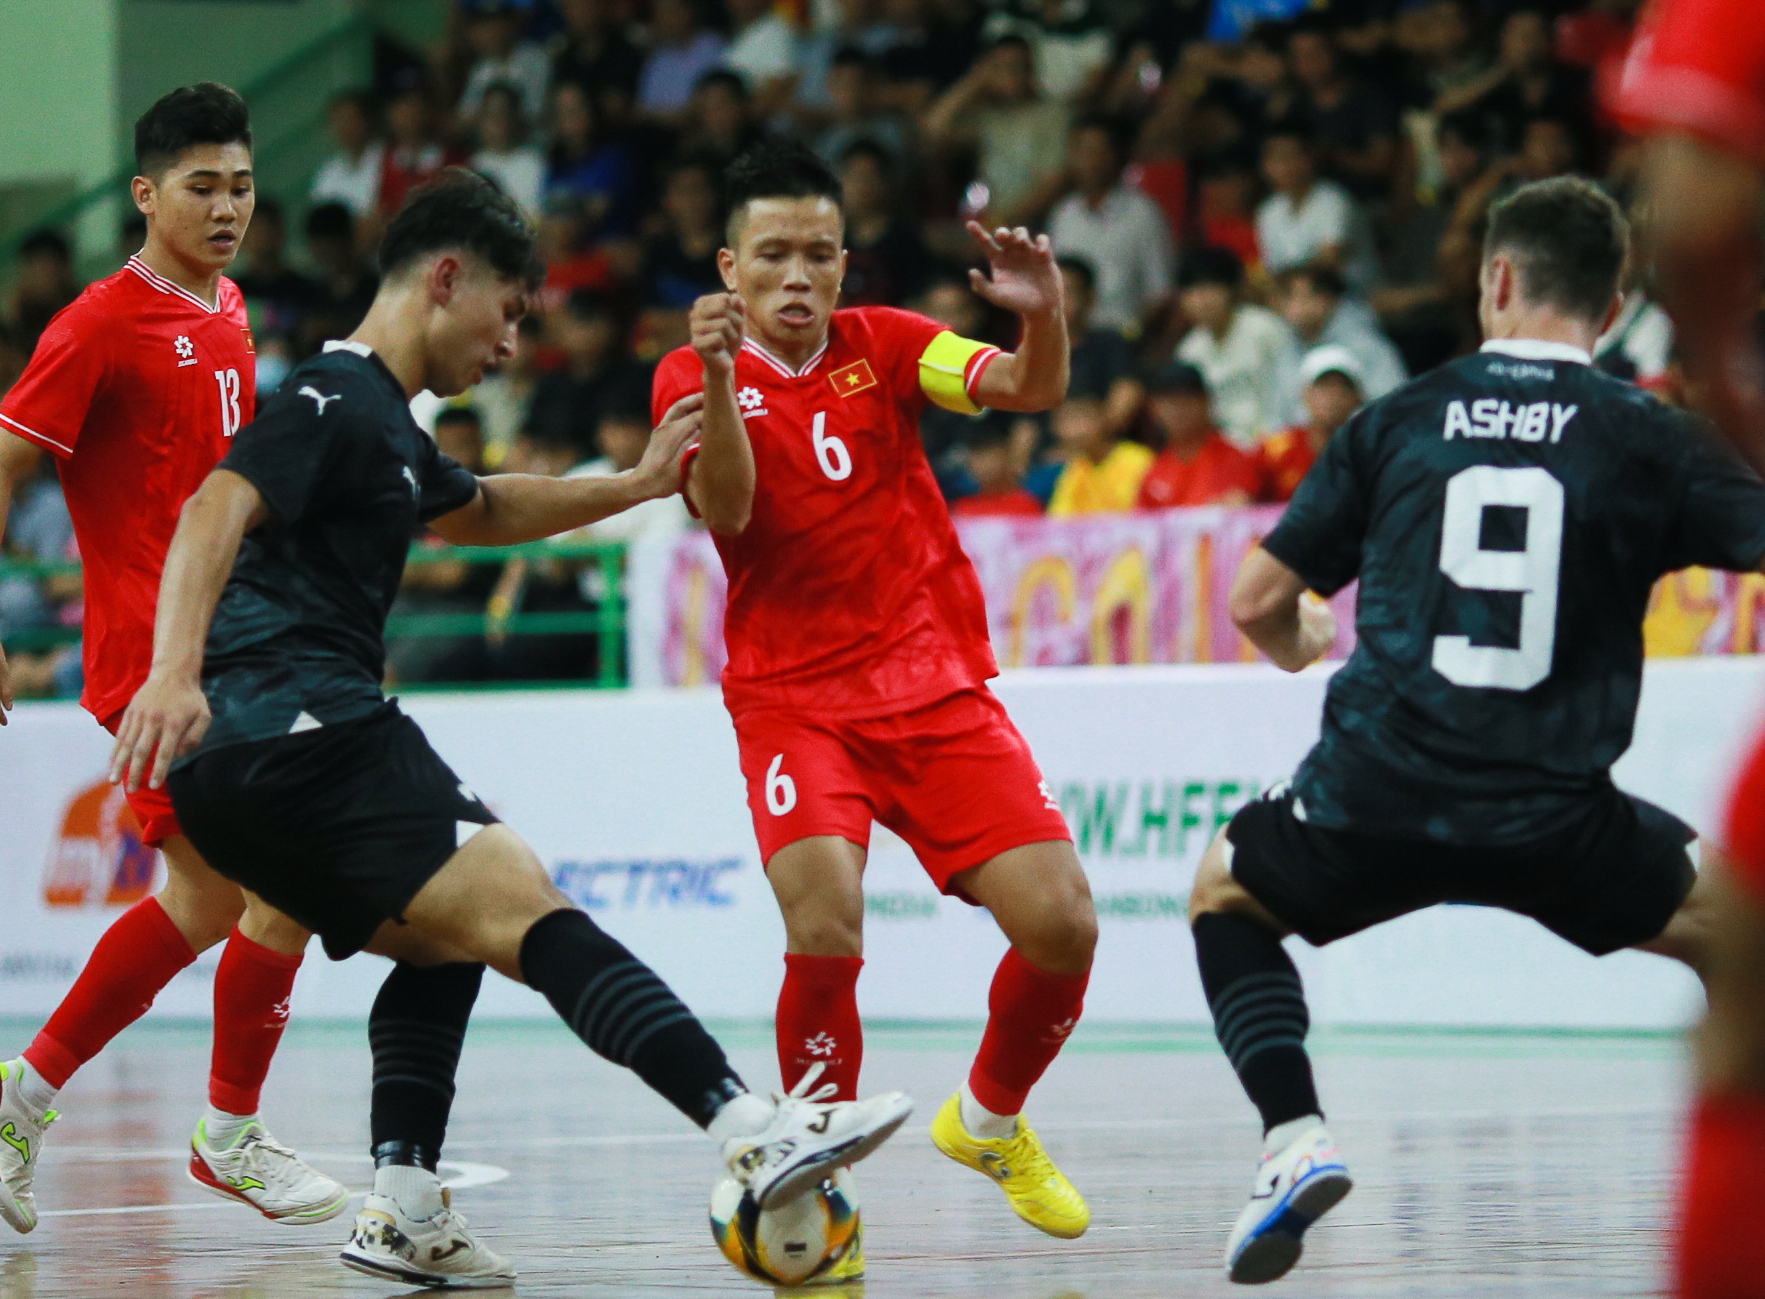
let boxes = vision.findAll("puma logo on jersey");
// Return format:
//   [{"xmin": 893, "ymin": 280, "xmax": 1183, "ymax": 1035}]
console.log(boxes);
[
  {"xmin": 1443, "ymin": 399, "xmax": 1577, "ymax": 444},
  {"xmin": 300, "ymin": 386, "xmax": 342, "ymax": 415},
  {"xmin": 737, "ymin": 386, "xmax": 768, "ymax": 419}
]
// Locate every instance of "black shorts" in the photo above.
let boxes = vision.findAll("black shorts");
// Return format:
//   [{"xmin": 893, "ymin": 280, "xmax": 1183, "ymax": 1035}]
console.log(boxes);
[
  {"xmin": 169, "ymin": 701, "xmax": 498, "ymax": 960},
  {"xmin": 1225, "ymin": 784, "xmax": 1697, "ymax": 956}
]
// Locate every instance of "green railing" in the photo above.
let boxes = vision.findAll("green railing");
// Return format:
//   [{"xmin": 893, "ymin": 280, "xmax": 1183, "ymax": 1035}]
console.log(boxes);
[{"xmin": 0, "ymin": 537, "xmax": 631, "ymax": 689}]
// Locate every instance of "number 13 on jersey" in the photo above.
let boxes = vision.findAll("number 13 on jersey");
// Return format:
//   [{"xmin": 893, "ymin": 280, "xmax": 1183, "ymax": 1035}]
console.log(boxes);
[{"xmin": 215, "ymin": 368, "xmax": 243, "ymax": 437}]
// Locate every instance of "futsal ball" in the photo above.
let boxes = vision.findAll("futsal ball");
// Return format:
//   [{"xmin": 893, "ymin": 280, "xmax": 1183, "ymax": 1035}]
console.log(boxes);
[{"xmin": 709, "ymin": 1167, "xmax": 860, "ymax": 1286}]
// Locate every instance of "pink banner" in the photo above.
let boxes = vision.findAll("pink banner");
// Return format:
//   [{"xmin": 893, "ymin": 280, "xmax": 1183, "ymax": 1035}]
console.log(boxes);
[{"xmin": 630, "ymin": 506, "xmax": 1762, "ymax": 689}]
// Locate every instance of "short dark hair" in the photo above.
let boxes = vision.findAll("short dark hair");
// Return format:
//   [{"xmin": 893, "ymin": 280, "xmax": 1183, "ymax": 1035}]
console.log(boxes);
[
  {"xmin": 1278, "ymin": 263, "xmax": 1346, "ymax": 299},
  {"xmin": 135, "ymin": 82, "xmax": 253, "ymax": 178},
  {"xmin": 1177, "ymin": 245, "xmax": 1245, "ymax": 291},
  {"xmin": 305, "ymin": 200, "xmax": 355, "ymax": 243},
  {"xmin": 19, "ymin": 229, "xmax": 70, "ymax": 265},
  {"xmin": 1070, "ymin": 113, "xmax": 1127, "ymax": 157},
  {"xmin": 1484, "ymin": 176, "xmax": 1628, "ymax": 322},
  {"xmin": 434, "ymin": 405, "xmax": 483, "ymax": 430},
  {"xmin": 1437, "ymin": 107, "xmax": 1492, "ymax": 154},
  {"xmin": 838, "ymin": 137, "xmax": 894, "ymax": 175},
  {"xmin": 1056, "ymin": 256, "xmax": 1096, "ymax": 294},
  {"xmin": 1262, "ymin": 121, "xmax": 1316, "ymax": 153},
  {"xmin": 694, "ymin": 68, "xmax": 750, "ymax": 100},
  {"xmin": 378, "ymin": 167, "xmax": 543, "ymax": 287},
  {"xmin": 725, "ymin": 138, "xmax": 843, "ymax": 242}
]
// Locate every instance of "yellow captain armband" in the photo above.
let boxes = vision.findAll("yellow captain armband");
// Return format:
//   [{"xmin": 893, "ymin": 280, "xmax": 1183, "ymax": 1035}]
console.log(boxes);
[{"xmin": 919, "ymin": 331, "xmax": 1000, "ymax": 416}]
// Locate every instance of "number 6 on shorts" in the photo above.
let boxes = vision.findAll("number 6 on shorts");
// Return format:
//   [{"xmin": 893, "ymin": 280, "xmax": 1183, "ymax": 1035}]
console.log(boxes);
[{"xmin": 766, "ymin": 754, "xmax": 798, "ymax": 816}]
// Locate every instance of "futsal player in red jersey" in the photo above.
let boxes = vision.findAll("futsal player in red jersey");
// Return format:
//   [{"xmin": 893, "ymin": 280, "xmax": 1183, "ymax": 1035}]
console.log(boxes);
[
  {"xmin": 1610, "ymin": 6, "xmax": 1765, "ymax": 1294},
  {"xmin": 0, "ymin": 85, "xmax": 346, "ymax": 1229},
  {"xmin": 652, "ymin": 141, "xmax": 1096, "ymax": 1255}
]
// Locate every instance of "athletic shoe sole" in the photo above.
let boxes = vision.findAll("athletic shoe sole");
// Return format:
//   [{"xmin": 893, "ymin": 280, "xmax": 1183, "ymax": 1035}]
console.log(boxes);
[
  {"xmin": 340, "ymin": 1248, "xmax": 517, "ymax": 1291},
  {"xmin": 185, "ymin": 1156, "xmax": 351, "ymax": 1225},
  {"xmin": 757, "ymin": 1101, "xmax": 913, "ymax": 1210},
  {"xmin": 1228, "ymin": 1167, "xmax": 1352, "ymax": 1285}
]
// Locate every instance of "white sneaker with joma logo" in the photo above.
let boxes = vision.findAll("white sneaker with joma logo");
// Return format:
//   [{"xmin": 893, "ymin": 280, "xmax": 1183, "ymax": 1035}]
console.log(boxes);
[
  {"xmin": 340, "ymin": 1188, "xmax": 516, "ymax": 1290},
  {"xmin": 1224, "ymin": 1121, "xmax": 1352, "ymax": 1285},
  {"xmin": 722, "ymin": 1063, "xmax": 913, "ymax": 1210}
]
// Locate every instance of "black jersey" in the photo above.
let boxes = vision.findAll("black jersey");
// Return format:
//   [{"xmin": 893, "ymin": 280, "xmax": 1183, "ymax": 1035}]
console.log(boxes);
[
  {"xmin": 1264, "ymin": 340, "xmax": 1765, "ymax": 845},
  {"xmin": 181, "ymin": 342, "xmax": 480, "ymax": 758}
]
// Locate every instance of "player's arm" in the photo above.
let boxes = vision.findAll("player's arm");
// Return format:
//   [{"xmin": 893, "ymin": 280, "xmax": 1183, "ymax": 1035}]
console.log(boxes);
[
  {"xmin": 964, "ymin": 223, "xmax": 1070, "ymax": 414},
  {"xmin": 108, "ymin": 469, "xmax": 269, "ymax": 792},
  {"xmin": 1644, "ymin": 135, "xmax": 1765, "ymax": 474},
  {"xmin": 1229, "ymin": 548, "xmax": 1339, "ymax": 673},
  {"xmin": 0, "ymin": 431, "xmax": 44, "ymax": 725},
  {"xmin": 430, "ymin": 394, "xmax": 704, "ymax": 546},
  {"xmin": 683, "ymin": 293, "xmax": 755, "ymax": 535}
]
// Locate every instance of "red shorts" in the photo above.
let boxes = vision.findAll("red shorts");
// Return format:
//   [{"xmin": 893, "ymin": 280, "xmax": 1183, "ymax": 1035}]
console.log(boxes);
[
  {"xmin": 99, "ymin": 709, "xmax": 180, "ymax": 848},
  {"xmin": 732, "ymin": 687, "xmax": 1072, "ymax": 894}
]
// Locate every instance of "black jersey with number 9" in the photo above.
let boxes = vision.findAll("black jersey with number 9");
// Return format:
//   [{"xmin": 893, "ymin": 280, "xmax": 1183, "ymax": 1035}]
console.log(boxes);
[{"xmin": 1264, "ymin": 341, "xmax": 1765, "ymax": 845}]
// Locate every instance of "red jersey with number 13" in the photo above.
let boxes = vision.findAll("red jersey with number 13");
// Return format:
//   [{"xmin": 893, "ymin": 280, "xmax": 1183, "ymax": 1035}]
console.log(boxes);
[
  {"xmin": 0, "ymin": 257, "xmax": 254, "ymax": 722},
  {"xmin": 653, "ymin": 305, "xmax": 1002, "ymax": 719}
]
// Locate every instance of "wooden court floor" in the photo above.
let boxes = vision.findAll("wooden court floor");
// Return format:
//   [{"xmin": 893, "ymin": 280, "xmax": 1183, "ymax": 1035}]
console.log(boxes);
[{"xmin": 0, "ymin": 1018, "xmax": 1686, "ymax": 1298}]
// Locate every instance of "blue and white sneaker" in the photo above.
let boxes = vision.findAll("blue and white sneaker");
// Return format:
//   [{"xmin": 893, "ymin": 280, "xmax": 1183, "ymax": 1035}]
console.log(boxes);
[{"xmin": 1224, "ymin": 1119, "xmax": 1351, "ymax": 1285}]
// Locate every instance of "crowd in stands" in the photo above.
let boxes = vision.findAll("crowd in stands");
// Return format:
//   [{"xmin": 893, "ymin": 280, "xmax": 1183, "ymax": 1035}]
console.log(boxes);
[{"xmin": 0, "ymin": 0, "xmax": 1682, "ymax": 691}]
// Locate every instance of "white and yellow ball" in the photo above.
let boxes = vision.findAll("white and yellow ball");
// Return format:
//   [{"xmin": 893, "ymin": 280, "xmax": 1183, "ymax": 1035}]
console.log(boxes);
[{"xmin": 709, "ymin": 1168, "xmax": 860, "ymax": 1287}]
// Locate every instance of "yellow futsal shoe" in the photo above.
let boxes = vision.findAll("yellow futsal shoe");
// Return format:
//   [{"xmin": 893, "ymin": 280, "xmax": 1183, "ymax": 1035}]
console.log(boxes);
[{"xmin": 929, "ymin": 1093, "xmax": 1090, "ymax": 1238}]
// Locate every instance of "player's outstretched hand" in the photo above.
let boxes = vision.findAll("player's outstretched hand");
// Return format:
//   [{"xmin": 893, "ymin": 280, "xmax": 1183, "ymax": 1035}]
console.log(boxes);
[
  {"xmin": 108, "ymin": 672, "xmax": 211, "ymax": 793},
  {"xmin": 966, "ymin": 222, "xmax": 1064, "ymax": 319},
  {"xmin": 0, "ymin": 642, "xmax": 11, "ymax": 727},
  {"xmin": 691, "ymin": 292, "xmax": 746, "ymax": 378},
  {"xmin": 633, "ymin": 393, "xmax": 706, "ymax": 499}
]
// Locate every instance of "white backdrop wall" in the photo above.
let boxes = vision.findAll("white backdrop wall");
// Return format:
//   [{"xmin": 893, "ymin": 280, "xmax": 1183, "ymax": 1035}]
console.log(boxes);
[{"xmin": 1, "ymin": 658, "xmax": 1758, "ymax": 1029}]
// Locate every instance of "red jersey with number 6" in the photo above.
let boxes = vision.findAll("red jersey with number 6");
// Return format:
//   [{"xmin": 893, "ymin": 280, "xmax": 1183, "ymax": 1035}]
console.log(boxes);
[
  {"xmin": 653, "ymin": 305, "xmax": 1003, "ymax": 719},
  {"xmin": 0, "ymin": 256, "xmax": 254, "ymax": 723}
]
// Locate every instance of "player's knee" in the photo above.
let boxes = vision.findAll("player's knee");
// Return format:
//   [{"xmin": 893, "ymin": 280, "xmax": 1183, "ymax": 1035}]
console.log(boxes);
[
  {"xmin": 1188, "ymin": 834, "xmax": 1238, "ymax": 925},
  {"xmin": 784, "ymin": 907, "xmax": 863, "ymax": 958},
  {"xmin": 156, "ymin": 876, "xmax": 245, "ymax": 952}
]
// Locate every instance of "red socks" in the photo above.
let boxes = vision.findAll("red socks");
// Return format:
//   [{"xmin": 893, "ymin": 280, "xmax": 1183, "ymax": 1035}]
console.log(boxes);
[
  {"xmin": 209, "ymin": 927, "xmax": 303, "ymax": 1115},
  {"xmin": 25, "ymin": 897, "xmax": 195, "ymax": 1088},
  {"xmin": 968, "ymin": 947, "xmax": 1089, "ymax": 1117},
  {"xmin": 1677, "ymin": 1092, "xmax": 1765, "ymax": 1299},
  {"xmin": 776, "ymin": 954, "xmax": 864, "ymax": 1099}
]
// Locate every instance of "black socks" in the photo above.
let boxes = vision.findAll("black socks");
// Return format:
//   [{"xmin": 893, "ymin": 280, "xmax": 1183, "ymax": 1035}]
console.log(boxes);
[
  {"xmin": 1193, "ymin": 911, "xmax": 1321, "ymax": 1133},
  {"xmin": 519, "ymin": 908, "xmax": 746, "ymax": 1129},
  {"xmin": 369, "ymin": 960, "xmax": 485, "ymax": 1170}
]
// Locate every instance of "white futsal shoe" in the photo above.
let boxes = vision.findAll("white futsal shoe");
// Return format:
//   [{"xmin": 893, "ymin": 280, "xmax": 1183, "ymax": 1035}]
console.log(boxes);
[
  {"xmin": 187, "ymin": 1117, "xmax": 350, "ymax": 1224},
  {"xmin": 0, "ymin": 1061, "xmax": 56, "ymax": 1233},
  {"xmin": 724, "ymin": 1064, "xmax": 913, "ymax": 1209},
  {"xmin": 1224, "ymin": 1118, "xmax": 1352, "ymax": 1285},
  {"xmin": 341, "ymin": 1187, "xmax": 517, "ymax": 1290}
]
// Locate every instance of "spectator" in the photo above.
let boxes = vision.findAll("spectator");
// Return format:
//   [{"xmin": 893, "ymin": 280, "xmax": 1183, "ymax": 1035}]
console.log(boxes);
[
  {"xmin": 1047, "ymin": 395, "xmax": 1154, "ymax": 517},
  {"xmin": 10, "ymin": 230, "xmax": 77, "ymax": 354},
  {"xmin": 456, "ymin": 0, "xmax": 552, "ymax": 123},
  {"xmin": 1136, "ymin": 361, "xmax": 1258, "ymax": 509},
  {"xmin": 467, "ymin": 315, "xmax": 543, "ymax": 464},
  {"xmin": 545, "ymin": 78, "xmax": 639, "ymax": 240},
  {"xmin": 1175, "ymin": 246, "xmax": 1290, "ymax": 448},
  {"xmin": 838, "ymin": 141, "xmax": 930, "ymax": 308},
  {"xmin": 794, "ymin": 0, "xmax": 903, "ymax": 111},
  {"xmin": 813, "ymin": 49, "xmax": 911, "ymax": 172},
  {"xmin": 638, "ymin": 157, "xmax": 725, "ymax": 357},
  {"xmin": 1058, "ymin": 257, "xmax": 1141, "ymax": 438},
  {"xmin": 1045, "ymin": 117, "xmax": 1174, "ymax": 337},
  {"xmin": 550, "ymin": 0, "xmax": 642, "ymax": 104},
  {"xmin": 724, "ymin": 0, "xmax": 802, "ymax": 109},
  {"xmin": 1256, "ymin": 125, "xmax": 1378, "ymax": 292},
  {"xmin": 1208, "ymin": 0, "xmax": 1311, "ymax": 44},
  {"xmin": 301, "ymin": 202, "xmax": 378, "ymax": 354},
  {"xmin": 1287, "ymin": 14, "xmax": 1400, "ymax": 200},
  {"xmin": 914, "ymin": 274, "xmax": 999, "ymax": 489},
  {"xmin": 880, "ymin": 0, "xmax": 987, "ymax": 109},
  {"xmin": 310, "ymin": 90, "xmax": 385, "ymax": 219},
  {"xmin": 380, "ymin": 81, "xmax": 458, "ymax": 215},
  {"xmin": 1270, "ymin": 265, "xmax": 1406, "ymax": 424},
  {"xmin": 986, "ymin": 0, "xmax": 1114, "ymax": 103},
  {"xmin": 1595, "ymin": 276, "xmax": 1674, "ymax": 387},
  {"xmin": 1192, "ymin": 153, "xmax": 1263, "ymax": 272},
  {"xmin": 636, "ymin": 0, "xmax": 728, "ymax": 122},
  {"xmin": 921, "ymin": 34, "xmax": 1069, "ymax": 226},
  {"xmin": 565, "ymin": 396, "xmax": 693, "ymax": 546},
  {"xmin": 1252, "ymin": 345, "xmax": 1363, "ymax": 503},
  {"xmin": 471, "ymin": 80, "xmax": 546, "ymax": 218},
  {"xmin": 526, "ymin": 290, "xmax": 644, "ymax": 456},
  {"xmin": 1435, "ymin": 6, "xmax": 1591, "ymax": 155},
  {"xmin": 230, "ymin": 196, "xmax": 320, "ymax": 342},
  {"xmin": 0, "ymin": 454, "xmax": 81, "ymax": 702},
  {"xmin": 952, "ymin": 415, "xmax": 1044, "ymax": 517},
  {"xmin": 677, "ymin": 70, "xmax": 765, "ymax": 172}
]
